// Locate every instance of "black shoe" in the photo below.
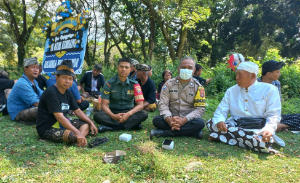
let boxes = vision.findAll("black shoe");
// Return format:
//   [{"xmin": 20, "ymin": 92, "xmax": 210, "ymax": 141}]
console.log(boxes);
[
  {"xmin": 18, "ymin": 120, "xmax": 36, "ymax": 126},
  {"xmin": 88, "ymin": 137, "xmax": 109, "ymax": 148},
  {"xmin": 98, "ymin": 125, "xmax": 114, "ymax": 133},
  {"xmin": 150, "ymin": 129, "xmax": 176, "ymax": 140},
  {"xmin": 134, "ymin": 124, "xmax": 143, "ymax": 130},
  {"xmin": 193, "ymin": 130, "xmax": 203, "ymax": 139}
]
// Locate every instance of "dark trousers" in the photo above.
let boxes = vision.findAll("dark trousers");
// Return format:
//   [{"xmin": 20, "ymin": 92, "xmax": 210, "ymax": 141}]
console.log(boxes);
[
  {"xmin": 152, "ymin": 115, "xmax": 205, "ymax": 136},
  {"xmin": 281, "ymin": 114, "xmax": 300, "ymax": 131},
  {"xmin": 93, "ymin": 109, "xmax": 148, "ymax": 130},
  {"xmin": 77, "ymin": 100, "xmax": 89, "ymax": 111}
]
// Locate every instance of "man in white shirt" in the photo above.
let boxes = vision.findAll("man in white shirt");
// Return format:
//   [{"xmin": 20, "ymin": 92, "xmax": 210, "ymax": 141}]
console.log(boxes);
[{"xmin": 208, "ymin": 61, "xmax": 282, "ymax": 153}]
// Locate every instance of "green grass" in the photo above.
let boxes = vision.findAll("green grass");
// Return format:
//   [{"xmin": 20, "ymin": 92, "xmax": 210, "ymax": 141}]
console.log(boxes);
[{"xmin": 1, "ymin": 98, "xmax": 300, "ymax": 182}]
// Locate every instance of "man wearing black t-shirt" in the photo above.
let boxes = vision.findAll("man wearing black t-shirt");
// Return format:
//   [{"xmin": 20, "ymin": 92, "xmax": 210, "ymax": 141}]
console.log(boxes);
[
  {"xmin": 36, "ymin": 60, "xmax": 98, "ymax": 147},
  {"xmin": 136, "ymin": 64, "xmax": 157, "ymax": 111},
  {"xmin": 35, "ymin": 65, "xmax": 47, "ymax": 91}
]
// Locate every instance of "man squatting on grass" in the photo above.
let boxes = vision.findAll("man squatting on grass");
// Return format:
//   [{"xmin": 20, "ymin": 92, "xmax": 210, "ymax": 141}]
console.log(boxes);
[
  {"xmin": 36, "ymin": 60, "xmax": 98, "ymax": 147},
  {"xmin": 207, "ymin": 61, "xmax": 282, "ymax": 153}
]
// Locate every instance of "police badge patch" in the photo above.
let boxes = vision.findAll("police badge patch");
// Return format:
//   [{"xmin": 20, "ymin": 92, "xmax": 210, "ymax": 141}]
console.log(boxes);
[
  {"xmin": 162, "ymin": 84, "xmax": 168, "ymax": 90},
  {"xmin": 194, "ymin": 86, "xmax": 206, "ymax": 107}
]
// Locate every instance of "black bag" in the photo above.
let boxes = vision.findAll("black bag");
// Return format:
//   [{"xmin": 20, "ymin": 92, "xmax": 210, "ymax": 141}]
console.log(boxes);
[{"xmin": 235, "ymin": 117, "xmax": 266, "ymax": 129}]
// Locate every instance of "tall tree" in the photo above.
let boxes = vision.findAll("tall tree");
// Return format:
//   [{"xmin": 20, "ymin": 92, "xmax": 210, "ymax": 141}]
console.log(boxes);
[
  {"xmin": 141, "ymin": 0, "xmax": 210, "ymax": 63},
  {"xmin": 2, "ymin": 0, "xmax": 48, "ymax": 67}
]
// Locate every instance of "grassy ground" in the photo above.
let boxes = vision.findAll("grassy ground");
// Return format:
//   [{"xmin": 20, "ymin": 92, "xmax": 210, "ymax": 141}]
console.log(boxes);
[{"xmin": 1, "ymin": 98, "xmax": 300, "ymax": 182}]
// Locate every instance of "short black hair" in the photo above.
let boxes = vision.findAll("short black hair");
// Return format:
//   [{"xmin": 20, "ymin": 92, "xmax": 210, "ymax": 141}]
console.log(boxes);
[
  {"xmin": 118, "ymin": 57, "xmax": 131, "ymax": 65},
  {"xmin": 162, "ymin": 70, "xmax": 172, "ymax": 79},
  {"xmin": 195, "ymin": 64, "xmax": 202, "ymax": 71},
  {"xmin": 194, "ymin": 64, "xmax": 202, "ymax": 75}
]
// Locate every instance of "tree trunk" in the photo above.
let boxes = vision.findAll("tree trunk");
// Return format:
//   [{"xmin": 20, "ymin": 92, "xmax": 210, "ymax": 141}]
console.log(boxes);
[
  {"xmin": 100, "ymin": 0, "xmax": 125, "ymax": 58},
  {"xmin": 176, "ymin": 26, "xmax": 188, "ymax": 59},
  {"xmin": 148, "ymin": 14, "xmax": 156, "ymax": 62},
  {"xmin": 84, "ymin": 43, "xmax": 91, "ymax": 66},
  {"xmin": 142, "ymin": 0, "xmax": 176, "ymax": 63},
  {"xmin": 3, "ymin": 0, "xmax": 47, "ymax": 67},
  {"xmin": 17, "ymin": 42, "xmax": 26, "ymax": 67}
]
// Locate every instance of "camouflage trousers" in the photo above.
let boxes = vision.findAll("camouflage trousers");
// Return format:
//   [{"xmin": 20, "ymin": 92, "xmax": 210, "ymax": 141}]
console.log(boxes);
[
  {"xmin": 15, "ymin": 107, "xmax": 38, "ymax": 121},
  {"xmin": 42, "ymin": 119, "xmax": 87, "ymax": 143}
]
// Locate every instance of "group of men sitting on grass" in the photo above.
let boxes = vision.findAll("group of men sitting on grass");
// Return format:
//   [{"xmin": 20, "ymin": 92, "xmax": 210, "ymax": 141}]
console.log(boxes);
[{"xmin": 0, "ymin": 55, "xmax": 297, "ymax": 153}]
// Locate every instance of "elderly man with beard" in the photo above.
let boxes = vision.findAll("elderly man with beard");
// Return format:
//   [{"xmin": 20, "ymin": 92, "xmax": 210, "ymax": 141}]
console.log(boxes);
[
  {"xmin": 207, "ymin": 61, "xmax": 283, "ymax": 153},
  {"xmin": 7, "ymin": 57, "xmax": 43, "ymax": 125}
]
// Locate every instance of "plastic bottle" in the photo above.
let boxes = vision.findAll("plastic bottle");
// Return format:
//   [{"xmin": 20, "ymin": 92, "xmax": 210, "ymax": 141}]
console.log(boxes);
[{"xmin": 86, "ymin": 111, "xmax": 91, "ymax": 117}]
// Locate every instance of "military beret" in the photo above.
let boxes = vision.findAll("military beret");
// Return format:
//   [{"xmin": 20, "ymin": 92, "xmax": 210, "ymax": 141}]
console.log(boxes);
[
  {"xmin": 24, "ymin": 57, "xmax": 38, "ymax": 67},
  {"xmin": 136, "ymin": 64, "xmax": 151, "ymax": 71}
]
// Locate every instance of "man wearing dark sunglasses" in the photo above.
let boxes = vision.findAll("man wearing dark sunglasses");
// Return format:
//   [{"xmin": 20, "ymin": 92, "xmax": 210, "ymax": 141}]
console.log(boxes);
[{"xmin": 7, "ymin": 57, "xmax": 43, "ymax": 125}]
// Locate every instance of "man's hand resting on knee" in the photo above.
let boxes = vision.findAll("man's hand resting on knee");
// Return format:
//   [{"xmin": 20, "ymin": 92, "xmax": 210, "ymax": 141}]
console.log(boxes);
[
  {"xmin": 262, "ymin": 130, "xmax": 272, "ymax": 142},
  {"xmin": 217, "ymin": 121, "xmax": 227, "ymax": 132},
  {"xmin": 76, "ymin": 132, "xmax": 87, "ymax": 147}
]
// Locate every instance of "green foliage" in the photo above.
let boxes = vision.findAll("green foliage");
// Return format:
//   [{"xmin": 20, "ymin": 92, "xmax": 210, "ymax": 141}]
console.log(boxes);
[
  {"xmin": 282, "ymin": 98, "xmax": 300, "ymax": 114},
  {"xmin": 261, "ymin": 48, "xmax": 283, "ymax": 63},
  {"xmin": 204, "ymin": 63, "xmax": 237, "ymax": 96},
  {"xmin": 279, "ymin": 62, "xmax": 300, "ymax": 99}
]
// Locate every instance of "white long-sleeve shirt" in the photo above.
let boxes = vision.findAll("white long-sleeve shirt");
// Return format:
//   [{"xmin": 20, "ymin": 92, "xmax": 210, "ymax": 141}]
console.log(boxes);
[{"xmin": 212, "ymin": 81, "xmax": 281, "ymax": 134}]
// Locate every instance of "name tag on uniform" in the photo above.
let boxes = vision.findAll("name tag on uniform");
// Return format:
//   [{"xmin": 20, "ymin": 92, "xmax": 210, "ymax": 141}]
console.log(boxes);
[
  {"xmin": 111, "ymin": 90, "xmax": 117, "ymax": 93},
  {"xmin": 170, "ymin": 90, "xmax": 178, "ymax": 93}
]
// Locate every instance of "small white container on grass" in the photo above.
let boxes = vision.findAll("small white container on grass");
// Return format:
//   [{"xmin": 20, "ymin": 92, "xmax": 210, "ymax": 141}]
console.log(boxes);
[
  {"xmin": 162, "ymin": 139, "xmax": 174, "ymax": 150},
  {"xmin": 119, "ymin": 133, "xmax": 132, "ymax": 142}
]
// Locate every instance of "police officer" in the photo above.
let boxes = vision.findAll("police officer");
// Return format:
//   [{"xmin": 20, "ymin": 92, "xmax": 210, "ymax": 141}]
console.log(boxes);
[
  {"xmin": 151, "ymin": 57, "xmax": 206, "ymax": 139},
  {"xmin": 93, "ymin": 58, "xmax": 148, "ymax": 132}
]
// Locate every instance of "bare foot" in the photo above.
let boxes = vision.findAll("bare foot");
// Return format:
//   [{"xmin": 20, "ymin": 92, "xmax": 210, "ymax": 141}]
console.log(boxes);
[{"xmin": 276, "ymin": 123, "xmax": 290, "ymax": 132}]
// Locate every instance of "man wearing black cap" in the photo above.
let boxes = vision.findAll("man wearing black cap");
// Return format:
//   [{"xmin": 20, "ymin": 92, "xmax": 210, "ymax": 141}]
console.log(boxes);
[
  {"xmin": 136, "ymin": 64, "xmax": 157, "ymax": 111},
  {"xmin": 257, "ymin": 60, "xmax": 284, "ymax": 99},
  {"xmin": 36, "ymin": 60, "xmax": 98, "ymax": 147},
  {"xmin": 80, "ymin": 63, "xmax": 105, "ymax": 98},
  {"xmin": 258, "ymin": 60, "xmax": 300, "ymax": 132}
]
